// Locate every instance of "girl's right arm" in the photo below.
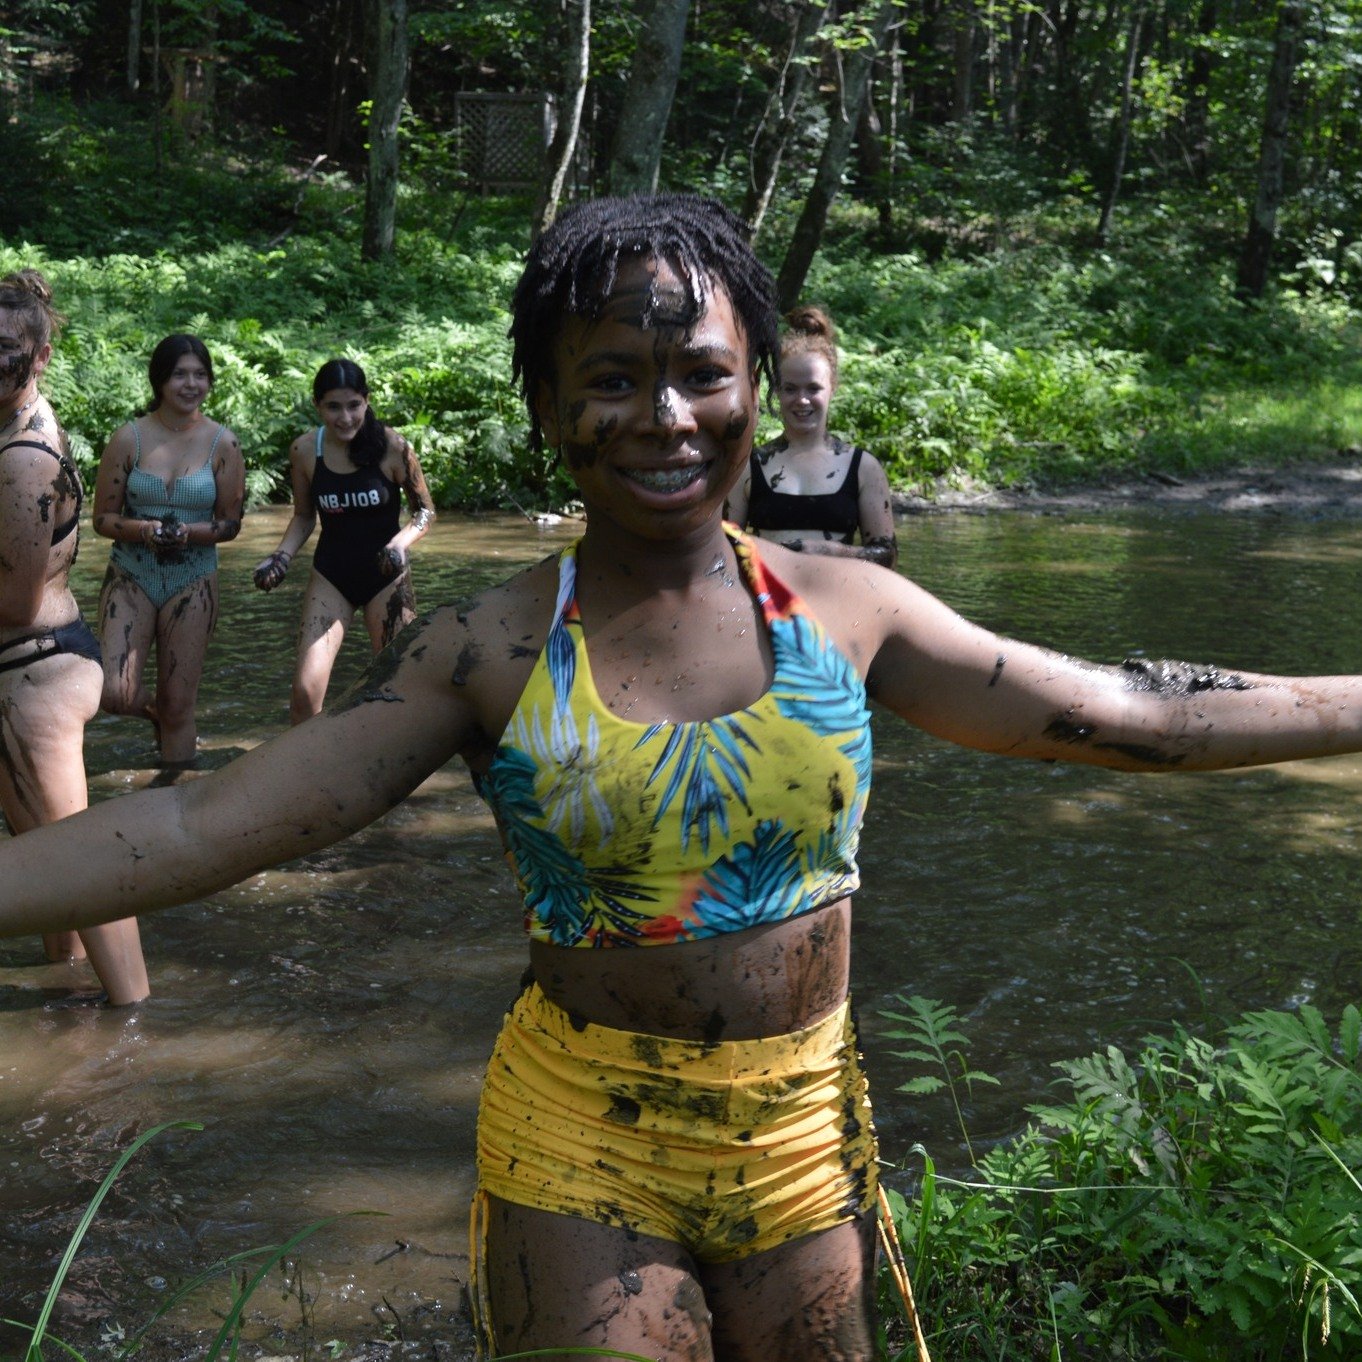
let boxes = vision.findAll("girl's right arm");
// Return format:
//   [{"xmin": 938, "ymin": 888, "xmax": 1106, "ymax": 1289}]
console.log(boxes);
[
  {"xmin": 254, "ymin": 434, "xmax": 319, "ymax": 591},
  {"xmin": 92, "ymin": 423, "xmax": 157, "ymax": 547},
  {"xmin": 0, "ymin": 601, "xmax": 483, "ymax": 938}
]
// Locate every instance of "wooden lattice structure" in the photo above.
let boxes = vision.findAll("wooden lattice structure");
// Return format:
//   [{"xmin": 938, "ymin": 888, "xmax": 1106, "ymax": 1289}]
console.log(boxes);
[{"xmin": 454, "ymin": 92, "xmax": 553, "ymax": 193}]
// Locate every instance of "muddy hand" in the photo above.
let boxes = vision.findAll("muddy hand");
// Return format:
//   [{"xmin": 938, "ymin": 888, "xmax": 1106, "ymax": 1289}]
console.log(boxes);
[
  {"xmin": 253, "ymin": 551, "xmax": 291, "ymax": 591},
  {"xmin": 376, "ymin": 545, "xmax": 407, "ymax": 578}
]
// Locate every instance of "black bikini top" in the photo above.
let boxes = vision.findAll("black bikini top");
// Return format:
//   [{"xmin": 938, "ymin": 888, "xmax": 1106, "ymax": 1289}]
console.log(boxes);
[
  {"xmin": 746, "ymin": 438, "xmax": 863, "ymax": 544},
  {"xmin": 1, "ymin": 438, "xmax": 82, "ymax": 545}
]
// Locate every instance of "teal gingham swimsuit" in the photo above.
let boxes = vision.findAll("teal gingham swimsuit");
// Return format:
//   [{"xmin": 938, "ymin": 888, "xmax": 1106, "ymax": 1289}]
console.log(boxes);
[{"xmin": 108, "ymin": 419, "xmax": 224, "ymax": 609}]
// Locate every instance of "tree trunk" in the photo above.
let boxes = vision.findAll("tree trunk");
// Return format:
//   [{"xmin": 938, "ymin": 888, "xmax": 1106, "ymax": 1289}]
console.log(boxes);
[
  {"xmin": 775, "ymin": 0, "xmax": 896, "ymax": 311},
  {"xmin": 362, "ymin": 0, "xmax": 409, "ymax": 263},
  {"xmin": 325, "ymin": 0, "xmax": 362, "ymax": 159},
  {"xmin": 607, "ymin": 0, "xmax": 690, "ymax": 196},
  {"xmin": 741, "ymin": 0, "xmax": 830, "ymax": 237},
  {"xmin": 1236, "ymin": 1, "xmax": 1306, "ymax": 298},
  {"xmin": 1183, "ymin": 0, "xmax": 1218, "ymax": 182},
  {"xmin": 1095, "ymin": 2, "xmax": 1145, "ymax": 245},
  {"xmin": 534, "ymin": 0, "xmax": 591, "ymax": 239},
  {"xmin": 127, "ymin": 0, "xmax": 142, "ymax": 94},
  {"xmin": 951, "ymin": 0, "xmax": 975, "ymax": 122}
]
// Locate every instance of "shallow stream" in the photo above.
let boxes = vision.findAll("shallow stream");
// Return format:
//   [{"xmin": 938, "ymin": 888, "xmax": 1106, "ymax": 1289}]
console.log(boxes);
[{"xmin": 3, "ymin": 503, "xmax": 1361, "ymax": 1356}]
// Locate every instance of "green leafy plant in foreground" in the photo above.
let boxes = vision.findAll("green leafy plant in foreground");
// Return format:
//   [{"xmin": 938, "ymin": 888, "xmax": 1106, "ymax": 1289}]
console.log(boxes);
[
  {"xmin": 876, "ymin": 996, "xmax": 1362, "ymax": 1361},
  {"xmin": 2, "ymin": 1119, "xmax": 656, "ymax": 1362}
]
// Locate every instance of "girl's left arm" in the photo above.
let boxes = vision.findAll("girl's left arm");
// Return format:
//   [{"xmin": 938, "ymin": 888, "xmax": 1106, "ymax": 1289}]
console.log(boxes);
[
  {"xmin": 187, "ymin": 425, "xmax": 246, "ymax": 546},
  {"xmin": 821, "ymin": 559, "xmax": 1362, "ymax": 772},
  {"xmin": 0, "ymin": 445, "xmax": 53, "ymax": 626},
  {"xmin": 384, "ymin": 433, "xmax": 436, "ymax": 558}
]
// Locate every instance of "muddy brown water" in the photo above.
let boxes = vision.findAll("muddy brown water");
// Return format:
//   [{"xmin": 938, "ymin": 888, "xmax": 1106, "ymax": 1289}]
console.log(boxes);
[{"xmin": 4, "ymin": 504, "xmax": 1362, "ymax": 1357}]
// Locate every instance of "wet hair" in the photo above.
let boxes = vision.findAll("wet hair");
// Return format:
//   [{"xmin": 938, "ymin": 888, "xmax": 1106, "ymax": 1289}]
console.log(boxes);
[
  {"xmin": 780, "ymin": 305, "xmax": 838, "ymax": 388},
  {"xmin": 147, "ymin": 334, "xmax": 214, "ymax": 410},
  {"xmin": 510, "ymin": 194, "xmax": 779, "ymax": 452},
  {"xmin": 0, "ymin": 268, "xmax": 65, "ymax": 349},
  {"xmin": 312, "ymin": 357, "xmax": 388, "ymax": 467}
]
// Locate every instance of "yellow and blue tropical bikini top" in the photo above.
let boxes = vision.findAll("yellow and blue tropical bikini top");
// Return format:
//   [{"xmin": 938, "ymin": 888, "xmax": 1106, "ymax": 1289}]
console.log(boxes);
[{"xmin": 474, "ymin": 527, "xmax": 872, "ymax": 948}]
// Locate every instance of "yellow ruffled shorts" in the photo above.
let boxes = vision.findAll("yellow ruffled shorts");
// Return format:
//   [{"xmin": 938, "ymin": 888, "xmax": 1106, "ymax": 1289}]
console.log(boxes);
[{"xmin": 473, "ymin": 982, "xmax": 878, "ymax": 1265}]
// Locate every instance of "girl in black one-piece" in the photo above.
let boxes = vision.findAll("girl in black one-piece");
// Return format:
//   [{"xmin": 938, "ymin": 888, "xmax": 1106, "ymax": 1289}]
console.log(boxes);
[{"xmin": 253, "ymin": 358, "xmax": 436, "ymax": 724}]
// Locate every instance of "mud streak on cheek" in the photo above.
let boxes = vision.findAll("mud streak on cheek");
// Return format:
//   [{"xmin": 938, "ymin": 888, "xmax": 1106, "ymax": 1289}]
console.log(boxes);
[
  {"xmin": 723, "ymin": 408, "xmax": 752, "ymax": 443},
  {"xmin": 0, "ymin": 350, "xmax": 35, "ymax": 387}
]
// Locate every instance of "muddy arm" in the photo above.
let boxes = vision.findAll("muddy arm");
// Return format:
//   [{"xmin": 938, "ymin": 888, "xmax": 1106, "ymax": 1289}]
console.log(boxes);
[
  {"xmin": 0, "ymin": 609, "xmax": 478, "ymax": 938},
  {"xmin": 863, "ymin": 571, "xmax": 1362, "ymax": 773}
]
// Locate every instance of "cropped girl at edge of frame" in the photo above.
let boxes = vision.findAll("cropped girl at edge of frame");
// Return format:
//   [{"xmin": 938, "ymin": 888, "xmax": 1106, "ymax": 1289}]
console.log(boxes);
[{"xmin": 0, "ymin": 269, "xmax": 148, "ymax": 1003}]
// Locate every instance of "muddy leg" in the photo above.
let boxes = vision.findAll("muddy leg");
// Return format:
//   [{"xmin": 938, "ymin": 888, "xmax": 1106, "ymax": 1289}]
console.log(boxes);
[
  {"xmin": 483, "ymin": 1197, "xmax": 715, "ymax": 1362},
  {"xmin": 291, "ymin": 572, "xmax": 351, "ymax": 724},
  {"xmin": 0, "ymin": 655, "xmax": 150, "ymax": 1003},
  {"xmin": 97, "ymin": 567, "xmax": 158, "ymax": 736},
  {"xmin": 153, "ymin": 574, "xmax": 218, "ymax": 765},
  {"xmin": 701, "ymin": 1211, "xmax": 877, "ymax": 1362},
  {"xmin": 362, "ymin": 571, "xmax": 416, "ymax": 654}
]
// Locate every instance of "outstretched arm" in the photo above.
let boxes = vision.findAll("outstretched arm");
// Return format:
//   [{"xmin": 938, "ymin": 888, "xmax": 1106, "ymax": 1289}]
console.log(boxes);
[
  {"xmin": 254, "ymin": 436, "xmax": 319, "ymax": 590},
  {"xmin": 773, "ymin": 553, "xmax": 1362, "ymax": 773},
  {"xmin": 863, "ymin": 571, "xmax": 1362, "ymax": 771},
  {"xmin": 0, "ymin": 607, "xmax": 479, "ymax": 938}
]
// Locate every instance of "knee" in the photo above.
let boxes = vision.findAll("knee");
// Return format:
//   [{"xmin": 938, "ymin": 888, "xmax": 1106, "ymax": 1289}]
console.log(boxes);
[
  {"xmin": 156, "ymin": 689, "xmax": 199, "ymax": 730},
  {"xmin": 100, "ymin": 682, "xmax": 140, "ymax": 717},
  {"xmin": 289, "ymin": 686, "xmax": 321, "ymax": 726}
]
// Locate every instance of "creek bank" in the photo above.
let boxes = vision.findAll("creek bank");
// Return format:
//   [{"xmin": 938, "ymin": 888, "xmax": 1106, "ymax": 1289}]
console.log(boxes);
[{"xmin": 894, "ymin": 453, "xmax": 1362, "ymax": 517}]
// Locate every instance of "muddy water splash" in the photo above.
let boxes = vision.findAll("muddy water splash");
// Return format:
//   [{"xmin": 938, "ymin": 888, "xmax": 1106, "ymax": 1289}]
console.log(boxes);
[{"xmin": 4, "ymin": 505, "xmax": 1362, "ymax": 1356}]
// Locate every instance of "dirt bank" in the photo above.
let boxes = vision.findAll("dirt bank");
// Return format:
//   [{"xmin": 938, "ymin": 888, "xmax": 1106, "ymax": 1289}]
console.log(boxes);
[{"xmin": 895, "ymin": 453, "xmax": 1362, "ymax": 517}]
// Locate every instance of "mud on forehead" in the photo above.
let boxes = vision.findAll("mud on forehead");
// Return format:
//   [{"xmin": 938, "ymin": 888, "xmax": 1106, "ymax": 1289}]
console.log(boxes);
[{"xmin": 575, "ymin": 251, "xmax": 711, "ymax": 331}]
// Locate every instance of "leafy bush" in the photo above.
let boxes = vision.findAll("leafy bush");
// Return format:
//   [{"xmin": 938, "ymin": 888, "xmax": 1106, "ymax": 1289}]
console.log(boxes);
[
  {"xmin": 6, "ymin": 95, "xmax": 1362, "ymax": 508},
  {"xmin": 878, "ymin": 997, "xmax": 1362, "ymax": 1361}
]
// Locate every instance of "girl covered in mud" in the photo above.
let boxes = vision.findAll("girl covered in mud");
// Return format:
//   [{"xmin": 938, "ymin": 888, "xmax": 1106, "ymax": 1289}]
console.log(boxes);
[
  {"xmin": 4, "ymin": 197, "xmax": 1362, "ymax": 1358},
  {"xmin": 726, "ymin": 303, "xmax": 897, "ymax": 569},
  {"xmin": 252, "ymin": 358, "xmax": 434, "ymax": 724},
  {"xmin": 0, "ymin": 269, "xmax": 148, "ymax": 1003},
  {"xmin": 93, "ymin": 334, "xmax": 246, "ymax": 769}
]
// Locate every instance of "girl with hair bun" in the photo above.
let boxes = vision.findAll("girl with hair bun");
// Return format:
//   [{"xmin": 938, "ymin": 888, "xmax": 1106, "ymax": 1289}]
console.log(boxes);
[
  {"xmin": 253, "ymin": 358, "xmax": 435, "ymax": 723},
  {"xmin": 0, "ymin": 268, "xmax": 148, "ymax": 1002},
  {"xmin": 93, "ymin": 333, "xmax": 246, "ymax": 769},
  {"xmin": 727, "ymin": 304, "xmax": 898, "ymax": 569}
]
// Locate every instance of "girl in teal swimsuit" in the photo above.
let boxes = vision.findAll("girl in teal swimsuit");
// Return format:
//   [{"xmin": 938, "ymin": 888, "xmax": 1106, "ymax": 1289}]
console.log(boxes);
[
  {"xmin": 0, "ymin": 269, "xmax": 148, "ymax": 1003},
  {"xmin": 12, "ymin": 198, "xmax": 1362, "ymax": 1356},
  {"xmin": 93, "ymin": 335, "xmax": 246, "ymax": 768}
]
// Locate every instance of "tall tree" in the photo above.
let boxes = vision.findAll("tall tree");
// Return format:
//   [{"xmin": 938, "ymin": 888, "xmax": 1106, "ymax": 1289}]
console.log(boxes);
[
  {"xmin": 127, "ymin": 0, "xmax": 143, "ymax": 93},
  {"xmin": 362, "ymin": 0, "xmax": 409, "ymax": 262},
  {"xmin": 775, "ymin": 0, "xmax": 897, "ymax": 311},
  {"xmin": 741, "ymin": 0, "xmax": 830, "ymax": 237},
  {"xmin": 607, "ymin": 0, "xmax": 691, "ymax": 195},
  {"xmin": 534, "ymin": 0, "xmax": 591, "ymax": 238},
  {"xmin": 1236, "ymin": 1, "xmax": 1306, "ymax": 298},
  {"xmin": 1095, "ymin": 0, "xmax": 1146, "ymax": 245}
]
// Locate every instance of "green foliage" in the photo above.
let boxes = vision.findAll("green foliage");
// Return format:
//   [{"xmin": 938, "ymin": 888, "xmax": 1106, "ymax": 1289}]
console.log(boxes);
[
  {"xmin": 878, "ymin": 996, "xmax": 1362, "ymax": 1360},
  {"xmin": 5, "ymin": 93, "xmax": 1362, "ymax": 509}
]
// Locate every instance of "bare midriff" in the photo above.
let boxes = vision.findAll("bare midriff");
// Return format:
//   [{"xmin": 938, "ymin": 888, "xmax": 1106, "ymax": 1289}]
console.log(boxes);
[
  {"xmin": 528, "ymin": 896, "xmax": 854, "ymax": 1042},
  {"xmin": 0, "ymin": 584, "xmax": 80, "ymax": 645}
]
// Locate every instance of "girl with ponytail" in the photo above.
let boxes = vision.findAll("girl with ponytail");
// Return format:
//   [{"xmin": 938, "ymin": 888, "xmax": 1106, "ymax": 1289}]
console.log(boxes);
[{"xmin": 253, "ymin": 358, "xmax": 435, "ymax": 722}]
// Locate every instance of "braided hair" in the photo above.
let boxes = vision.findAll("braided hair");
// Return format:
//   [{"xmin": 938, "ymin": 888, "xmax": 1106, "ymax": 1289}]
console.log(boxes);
[
  {"xmin": 312, "ymin": 358, "xmax": 388, "ymax": 467},
  {"xmin": 510, "ymin": 194, "xmax": 779, "ymax": 452}
]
